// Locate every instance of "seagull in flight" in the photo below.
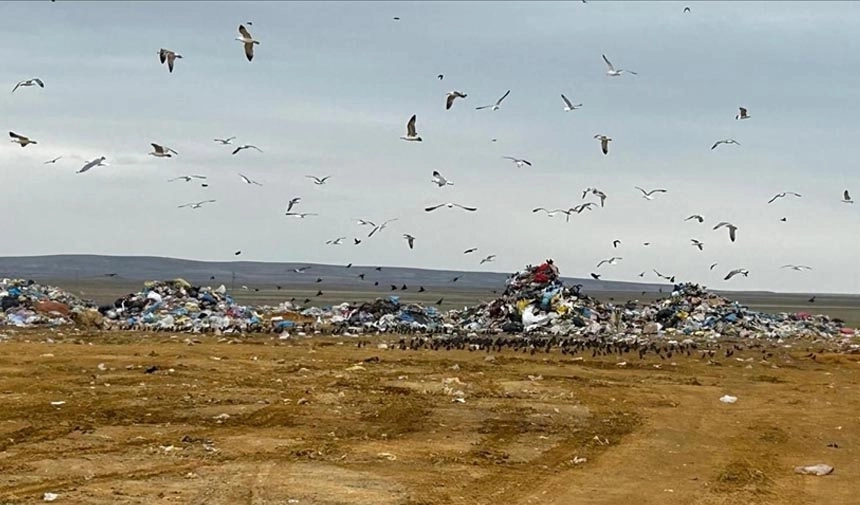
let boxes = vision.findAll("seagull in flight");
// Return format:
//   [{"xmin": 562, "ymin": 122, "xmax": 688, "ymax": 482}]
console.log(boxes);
[
  {"xmin": 709, "ymin": 263, "xmax": 719, "ymax": 271},
  {"xmin": 464, "ymin": 248, "xmax": 478, "ymax": 254},
  {"xmin": 685, "ymin": 214, "xmax": 704, "ymax": 223},
  {"xmin": 149, "ymin": 143, "xmax": 178, "ymax": 158},
  {"xmin": 503, "ymin": 156, "xmax": 532, "ymax": 168},
  {"xmin": 178, "ymin": 200, "xmax": 216, "ymax": 209},
  {"xmin": 431, "ymin": 170, "xmax": 454, "ymax": 187},
  {"xmin": 12, "ymin": 78, "xmax": 44, "ymax": 93},
  {"xmin": 683, "ymin": 6, "xmax": 691, "ymax": 13},
  {"xmin": 594, "ymin": 134, "xmax": 611, "ymax": 155},
  {"xmin": 214, "ymin": 136, "xmax": 236, "ymax": 145},
  {"xmin": 285, "ymin": 212, "xmax": 318, "ymax": 219},
  {"xmin": 236, "ymin": 24, "xmax": 260, "ymax": 61},
  {"xmin": 612, "ymin": 240, "xmax": 621, "ymax": 248},
  {"xmin": 445, "ymin": 91, "xmax": 467, "ymax": 110},
  {"xmin": 583, "ymin": 188, "xmax": 607, "ymax": 207},
  {"xmin": 602, "ymin": 54, "xmax": 637, "ymax": 76},
  {"xmin": 635, "ymin": 187, "xmax": 668, "ymax": 200},
  {"xmin": 43, "ymin": 156, "xmax": 62, "ymax": 165},
  {"xmin": 532, "ymin": 207, "xmax": 562, "ymax": 217},
  {"xmin": 238, "ymin": 173, "xmax": 262, "ymax": 186},
  {"xmin": 403, "ymin": 234, "xmax": 415, "ymax": 249},
  {"xmin": 76, "ymin": 156, "xmax": 108, "ymax": 174},
  {"xmin": 168, "ymin": 175, "xmax": 207, "ymax": 183},
  {"xmin": 368, "ymin": 218, "xmax": 398, "ymax": 238},
  {"xmin": 724, "ymin": 268, "xmax": 749, "ymax": 281},
  {"xmin": 653, "ymin": 269, "xmax": 675, "ymax": 283},
  {"xmin": 767, "ymin": 191, "xmax": 801, "ymax": 204},
  {"xmin": 158, "ymin": 48, "xmax": 182, "ymax": 73},
  {"xmin": 596, "ymin": 257, "xmax": 623, "ymax": 268},
  {"xmin": 690, "ymin": 239, "xmax": 704, "ymax": 251},
  {"xmin": 842, "ymin": 190, "xmax": 854, "ymax": 204},
  {"xmin": 292, "ymin": 266, "xmax": 311, "ymax": 273},
  {"xmin": 232, "ymin": 144, "xmax": 263, "ymax": 155},
  {"xmin": 572, "ymin": 202, "xmax": 596, "ymax": 214},
  {"xmin": 480, "ymin": 254, "xmax": 496, "ymax": 265},
  {"xmin": 9, "ymin": 131, "xmax": 37, "ymax": 147},
  {"xmin": 306, "ymin": 175, "xmax": 331, "ymax": 185},
  {"xmin": 286, "ymin": 197, "xmax": 301, "ymax": 212},
  {"xmin": 425, "ymin": 203, "xmax": 478, "ymax": 212},
  {"xmin": 711, "ymin": 139, "xmax": 740, "ymax": 150},
  {"xmin": 781, "ymin": 264, "xmax": 813, "ymax": 271},
  {"xmin": 400, "ymin": 114, "xmax": 422, "ymax": 141},
  {"xmin": 735, "ymin": 107, "xmax": 750, "ymax": 120},
  {"xmin": 561, "ymin": 94, "xmax": 582, "ymax": 111},
  {"xmin": 713, "ymin": 221, "xmax": 738, "ymax": 242},
  {"xmin": 476, "ymin": 89, "xmax": 511, "ymax": 111},
  {"xmin": 325, "ymin": 237, "xmax": 347, "ymax": 245}
]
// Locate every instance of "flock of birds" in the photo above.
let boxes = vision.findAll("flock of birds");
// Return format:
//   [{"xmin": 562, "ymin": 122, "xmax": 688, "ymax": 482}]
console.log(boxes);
[{"xmin": 6, "ymin": 5, "xmax": 857, "ymax": 298}]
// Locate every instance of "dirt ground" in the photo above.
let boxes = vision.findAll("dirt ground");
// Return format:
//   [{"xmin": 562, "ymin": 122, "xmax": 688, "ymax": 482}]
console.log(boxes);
[{"xmin": 0, "ymin": 329, "xmax": 858, "ymax": 505}]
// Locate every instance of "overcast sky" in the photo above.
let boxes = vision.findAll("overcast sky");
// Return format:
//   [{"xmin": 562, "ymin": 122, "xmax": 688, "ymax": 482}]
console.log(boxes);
[{"xmin": 1, "ymin": 1, "xmax": 858, "ymax": 294}]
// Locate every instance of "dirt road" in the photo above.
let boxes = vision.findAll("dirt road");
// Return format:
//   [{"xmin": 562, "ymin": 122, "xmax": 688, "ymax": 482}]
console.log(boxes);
[{"xmin": 0, "ymin": 330, "xmax": 857, "ymax": 504}]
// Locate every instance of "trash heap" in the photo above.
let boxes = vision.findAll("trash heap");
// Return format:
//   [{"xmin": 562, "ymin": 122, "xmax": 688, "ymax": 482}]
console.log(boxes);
[{"xmin": 0, "ymin": 278, "xmax": 99, "ymax": 327}]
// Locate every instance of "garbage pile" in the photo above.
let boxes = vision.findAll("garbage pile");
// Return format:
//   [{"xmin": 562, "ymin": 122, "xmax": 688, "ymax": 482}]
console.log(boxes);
[{"xmin": 0, "ymin": 278, "xmax": 99, "ymax": 327}]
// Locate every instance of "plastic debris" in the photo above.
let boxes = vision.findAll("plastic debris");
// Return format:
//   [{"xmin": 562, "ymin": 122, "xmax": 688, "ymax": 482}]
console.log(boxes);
[
  {"xmin": 794, "ymin": 464, "xmax": 834, "ymax": 476},
  {"xmin": 719, "ymin": 395, "xmax": 738, "ymax": 404},
  {"xmin": 43, "ymin": 493, "xmax": 59, "ymax": 502}
]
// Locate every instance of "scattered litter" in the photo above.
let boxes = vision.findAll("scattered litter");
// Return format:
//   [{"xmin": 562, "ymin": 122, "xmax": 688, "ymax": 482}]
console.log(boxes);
[
  {"xmin": 49, "ymin": 401, "xmax": 66, "ymax": 407},
  {"xmin": 719, "ymin": 395, "xmax": 738, "ymax": 404},
  {"xmin": 377, "ymin": 452, "xmax": 397, "ymax": 461},
  {"xmin": 572, "ymin": 456, "xmax": 587, "ymax": 465},
  {"xmin": 794, "ymin": 464, "xmax": 834, "ymax": 476},
  {"xmin": 42, "ymin": 492, "xmax": 59, "ymax": 502}
]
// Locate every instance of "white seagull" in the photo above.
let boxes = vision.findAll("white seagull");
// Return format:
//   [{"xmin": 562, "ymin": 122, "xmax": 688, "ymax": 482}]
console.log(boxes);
[
  {"xmin": 400, "ymin": 114, "xmax": 422, "ymax": 141},
  {"xmin": 685, "ymin": 214, "xmax": 705, "ymax": 223},
  {"xmin": 306, "ymin": 175, "xmax": 331, "ymax": 185},
  {"xmin": 446, "ymin": 91, "xmax": 467, "ymax": 110},
  {"xmin": 842, "ymin": 190, "xmax": 854, "ymax": 204},
  {"xmin": 403, "ymin": 234, "xmax": 416, "ymax": 249},
  {"xmin": 713, "ymin": 221, "xmax": 738, "ymax": 242},
  {"xmin": 767, "ymin": 191, "xmax": 802, "ymax": 204},
  {"xmin": 77, "ymin": 156, "xmax": 108, "ymax": 174},
  {"xmin": 561, "ymin": 94, "xmax": 582, "ymax": 111},
  {"xmin": 238, "ymin": 173, "xmax": 262, "ymax": 186},
  {"xmin": 368, "ymin": 218, "xmax": 398, "ymax": 238},
  {"xmin": 635, "ymin": 186, "xmax": 668, "ymax": 200},
  {"xmin": 475, "ymin": 89, "xmax": 511, "ymax": 111},
  {"xmin": 236, "ymin": 25, "xmax": 260, "ymax": 62},
  {"xmin": 724, "ymin": 268, "xmax": 749, "ymax": 281},
  {"xmin": 711, "ymin": 139, "xmax": 741, "ymax": 150},
  {"xmin": 582, "ymin": 188, "xmax": 607, "ymax": 207},
  {"xmin": 735, "ymin": 107, "xmax": 750, "ymax": 120},
  {"xmin": 425, "ymin": 203, "xmax": 478, "ymax": 213},
  {"xmin": 602, "ymin": 54, "xmax": 637, "ymax": 76},
  {"xmin": 12, "ymin": 78, "xmax": 44, "ymax": 93},
  {"xmin": 158, "ymin": 48, "xmax": 182, "ymax": 73},
  {"xmin": 168, "ymin": 175, "xmax": 207, "ymax": 182},
  {"xmin": 596, "ymin": 257, "xmax": 623, "ymax": 268},
  {"xmin": 214, "ymin": 136, "xmax": 236, "ymax": 145},
  {"xmin": 285, "ymin": 212, "xmax": 318, "ymax": 219},
  {"xmin": 286, "ymin": 197, "xmax": 301, "ymax": 212},
  {"xmin": 594, "ymin": 134, "xmax": 611, "ymax": 155},
  {"xmin": 572, "ymin": 202, "xmax": 596, "ymax": 214},
  {"xmin": 178, "ymin": 200, "xmax": 216, "ymax": 209},
  {"xmin": 149, "ymin": 143, "xmax": 178, "ymax": 158},
  {"xmin": 232, "ymin": 144, "xmax": 263, "ymax": 155},
  {"xmin": 503, "ymin": 156, "xmax": 532, "ymax": 168},
  {"xmin": 781, "ymin": 264, "xmax": 813, "ymax": 271},
  {"xmin": 532, "ymin": 207, "xmax": 561, "ymax": 217},
  {"xmin": 43, "ymin": 156, "xmax": 62, "ymax": 165},
  {"xmin": 326, "ymin": 237, "xmax": 347, "ymax": 245},
  {"xmin": 9, "ymin": 131, "xmax": 37, "ymax": 147},
  {"xmin": 431, "ymin": 170, "xmax": 454, "ymax": 187},
  {"xmin": 480, "ymin": 254, "xmax": 496, "ymax": 265},
  {"xmin": 690, "ymin": 239, "xmax": 704, "ymax": 251}
]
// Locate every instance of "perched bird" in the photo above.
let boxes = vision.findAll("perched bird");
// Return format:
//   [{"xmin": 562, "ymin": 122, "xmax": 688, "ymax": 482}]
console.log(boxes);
[
  {"xmin": 691, "ymin": 239, "xmax": 704, "ymax": 251},
  {"xmin": 158, "ymin": 48, "xmax": 182, "ymax": 73},
  {"xmin": 602, "ymin": 54, "xmax": 637, "ymax": 76},
  {"xmin": 306, "ymin": 175, "xmax": 332, "ymax": 185},
  {"xmin": 236, "ymin": 25, "xmax": 260, "ymax": 61},
  {"xmin": 735, "ymin": 107, "xmax": 750, "ymax": 120},
  {"xmin": 168, "ymin": 175, "xmax": 206, "ymax": 183},
  {"xmin": 724, "ymin": 268, "xmax": 749, "ymax": 281},
  {"xmin": 11, "ymin": 78, "xmax": 44, "ymax": 93},
  {"xmin": 561, "ymin": 94, "xmax": 582, "ymax": 111},
  {"xmin": 286, "ymin": 197, "xmax": 301, "ymax": 212},
  {"xmin": 400, "ymin": 114, "xmax": 422, "ymax": 142},
  {"xmin": 214, "ymin": 137, "xmax": 236, "ymax": 145},
  {"xmin": 9, "ymin": 131, "xmax": 36, "ymax": 147},
  {"xmin": 446, "ymin": 91, "xmax": 467, "ymax": 110},
  {"xmin": 232, "ymin": 144, "xmax": 263, "ymax": 155},
  {"xmin": 685, "ymin": 214, "xmax": 704, "ymax": 223},
  {"xmin": 77, "ymin": 156, "xmax": 107, "ymax": 174},
  {"xmin": 635, "ymin": 186, "xmax": 668, "ymax": 200},
  {"xmin": 503, "ymin": 156, "xmax": 532, "ymax": 168},
  {"xmin": 768, "ymin": 192, "xmax": 802, "ymax": 204},
  {"xmin": 842, "ymin": 190, "xmax": 854, "ymax": 204},
  {"xmin": 238, "ymin": 173, "xmax": 262, "ymax": 186},
  {"xmin": 463, "ymin": 248, "xmax": 478, "ymax": 254},
  {"xmin": 149, "ymin": 143, "xmax": 178, "ymax": 158},
  {"xmin": 596, "ymin": 257, "xmax": 623, "ymax": 268},
  {"xmin": 368, "ymin": 218, "xmax": 398, "ymax": 238},
  {"xmin": 285, "ymin": 212, "xmax": 318, "ymax": 219},
  {"xmin": 476, "ymin": 89, "xmax": 511, "ymax": 111},
  {"xmin": 711, "ymin": 139, "xmax": 741, "ymax": 150},
  {"xmin": 403, "ymin": 234, "xmax": 415, "ymax": 249},
  {"xmin": 325, "ymin": 237, "xmax": 346, "ymax": 245},
  {"xmin": 781, "ymin": 264, "xmax": 813, "ymax": 271},
  {"xmin": 425, "ymin": 202, "xmax": 478, "ymax": 212},
  {"xmin": 431, "ymin": 170, "xmax": 454, "ymax": 187},
  {"xmin": 713, "ymin": 221, "xmax": 738, "ymax": 242},
  {"xmin": 613, "ymin": 240, "xmax": 621, "ymax": 248},
  {"xmin": 594, "ymin": 134, "xmax": 611, "ymax": 155},
  {"xmin": 178, "ymin": 200, "xmax": 216, "ymax": 209},
  {"xmin": 590, "ymin": 273, "xmax": 601, "ymax": 280},
  {"xmin": 480, "ymin": 255, "xmax": 496, "ymax": 265},
  {"xmin": 43, "ymin": 156, "xmax": 62, "ymax": 164}
]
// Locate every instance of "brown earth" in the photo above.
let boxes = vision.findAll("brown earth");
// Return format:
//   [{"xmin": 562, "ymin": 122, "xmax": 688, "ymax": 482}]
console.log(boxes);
[{"xmin": 0, "ymin": 329, "xmax": 858, "ymax": 504}]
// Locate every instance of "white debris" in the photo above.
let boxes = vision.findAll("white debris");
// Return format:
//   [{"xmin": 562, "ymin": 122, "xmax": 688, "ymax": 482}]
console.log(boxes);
[
  {"xmin": 794, "ymin": 464, "xmax": 834, "ymax": 476},
  {"xmin": 719, "ymin": 395, "xmax": 738, "ymax": 404},
  {"xmin": 43, "ymin": 492, "xmax": 59, "ymax": 502}
]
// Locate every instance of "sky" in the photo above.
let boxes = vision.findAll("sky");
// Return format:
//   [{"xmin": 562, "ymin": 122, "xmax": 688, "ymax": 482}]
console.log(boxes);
[{"xmin": 1, "ymin": 1, "xmax": 859, "ymax": 294}]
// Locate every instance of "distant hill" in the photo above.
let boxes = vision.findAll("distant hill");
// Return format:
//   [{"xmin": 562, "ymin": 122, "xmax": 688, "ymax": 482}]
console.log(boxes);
[{"xmin": 0, "ymin": 254, "xmax": 669, "ymax": 292}]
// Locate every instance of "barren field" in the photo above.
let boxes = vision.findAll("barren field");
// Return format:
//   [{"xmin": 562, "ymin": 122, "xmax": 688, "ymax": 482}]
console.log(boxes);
[{"xmin": 1, "ymin": 330, "xmax": 859, "ymax": 505}]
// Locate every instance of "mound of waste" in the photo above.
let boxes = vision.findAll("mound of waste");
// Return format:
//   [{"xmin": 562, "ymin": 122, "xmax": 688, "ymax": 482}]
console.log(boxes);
[{"xmin": 0, "ymin": 278, "xmax": 100, "ymax": 327}]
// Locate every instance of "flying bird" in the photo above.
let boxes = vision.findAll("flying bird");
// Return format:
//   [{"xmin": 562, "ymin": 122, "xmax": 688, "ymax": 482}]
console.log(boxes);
[
  {"xmin": 76, "ymin": 156, "xmax": 107, "ymax": 174},
  {"xmin": 596, "ymin": 257, "xmax": 623, "ymax": 268},
  {"xmin": 9, "ymin": 131, "xmax": 36, "ymax": 147},
  {"xmin": 232, "ymin": 144, "xmax": 263, "ymax": 155},
  {"xmin": 178, "ymin": 200, "xmax": 216, "ymax": 209},
  {"xmin": 561, "ymin": 94, "xmax": 582, "ymax": 111},
  {"xmin": 724, "ymin": 268, "xmax": 749, "ymax": 281},
  {"xmin": 683, "ymin": 6, "xmax": 691, "ymax": 13},
  {"xmin": 842, "ymin": 190, "xmax": 854, "ymax": 204},
  {"xmin": 572, "ymin": 202, "xmax": 596, "ymax": 214},
  {"xmin": 685, "ymin": 214, "xmax": 704, "ymax": 223},
  {"xmin": 781, "ymin": 264, "xmax": 813, "ymax": 271},
  {"xmin": 446, "ymin": 91, "xmax": 467, "ymax": 110},
  {"xmin": 236, "ymin": 25, "xmax": 260, "ymax": 62},
  {"xmin": 403, "ymin": 234, "xmax": 415, "ymax": 249},
  {"xmin": 238, "ymin": 173, "xmax": 262, "ymax": 186},
  {"xmin": 594, "ymin": 134, "xmax": 611, "ymax": 155},
  {"xmin": 292, "ymin": 266, "xmax": 311, "ymax": 273},
  {"xmin": 431, "ymin": 170, "xmax": 454, "ymax": 187},
  {"xmin": 285, "ymin": 212, "xmax": 318, "ymax": 219},
  {"xmin": 463, "ymin": 248, "xmax": 478, "ymax": 254},
  {"xmin": 214, "ymin": 137, "xmax": 236, "ymax": 145},
  {"xmin": 711, "ymin": 139, "xmax": 741, "ymax": 150},
  {"xmin": 325, "ymin": 237, "xmax": 347, "ymax": 245},
  {"xmin": 286, "ymin": 197, "xmax": 301, "ymax": 212},
  {"xmin": 437, "ymin": 74, "xmax": 444, "ymax": 80},
  {"xmin": 400, "ymin": 114, "xmax": 422, "ymax": 141},
  {"xmin": 709, "ymin": 263, "xmax": 719, "ymax": 271},
  {"xmin": 653, "ymin": 269, "xmax": 676, "ymax": 283},
  {"xmin": 602, "ymin": 54, "xmax": 637, "ymax": 76},
  {"xmin": 503, "ymin": 156, "xmax": 532, "ymax": 168},
  {"xmin": 158, "ymin": 48, "xmax": 182, "ymax": 73},
  {"xmin": 480, "ymin": 255, "xmax": 496, "ymax": 265},
  {"xmin": 168, "ymin": 175, "xmax": 206, "ymax": 183},
  {"xmin": 234, "ymin": 250, "xmax": 242, "ymax": 256},
  {"xmin": 354, "ymin": 238, "xmax": 362, "ymax": 245},
  {"xmin": 306, "ymin": 175, "xmax": 331, "ymax": 185},
  {"xmin": 691, "ymin": 239, "xmax": 704, "ymax": 251},
  {"xmin": 590, "ymin": 273, "xmax": 601, "ymax": 280},
  {"xmin": 713, "ymin": 221, "xmax": 738, "ymax": 242},
  {"xmin": 368, "ymin": 218, "xmax": 398, "ymax": 238},
  {"xmin": 43, "ymin": 156, "xmax": 62, "ymax": 165},
  {"xmin": 735, "ymin": 107, "xmax": 750, "ymax": 120},
  {"xmin": 149, "ymin": 143, "xmax": 178, "ymax": 158},
  {"xmin": 425, "ymin": 203, "xmax": 478, "ymax": 212},
  {"xmin": 532, "ymin": 207, "xmax": 561, "ymax": 217},
  {"xmin": 583, "ymin": 188, "xmax": 607, "ymax": 207},
  {"xmin": 476, "ymin": 89, "xmax": 511, "ymax": 111},
  {"xmin": 612, "ymin": 240, "xmax": 622, "ymax": 248},
  {"xmin": 767, "ymin": 191, "xmax": 802, "ymax": 204},
  {"xmin": 11, "ymin": 78, "xmax": 44, "ymax": 93},
  {"xmin": 635, "ymin": 187, "xmax": 668, "ymax": 200}
]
